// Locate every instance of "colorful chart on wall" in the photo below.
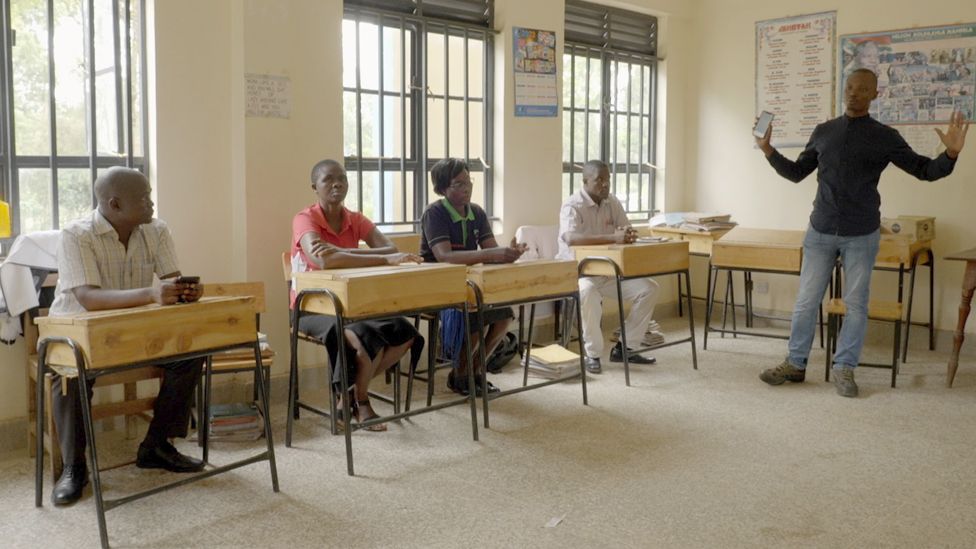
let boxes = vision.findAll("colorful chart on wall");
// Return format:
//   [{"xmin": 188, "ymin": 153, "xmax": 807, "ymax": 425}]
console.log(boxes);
[
  {"xmin": 756, "ymin": 12, "xmax": 837, "ymax": 148},
  {"xmin": 838, "ymin": 23, "xmax": 976, "ymax": 155},
  {"xmin": 513, "ymin": 27, "xmax": 558, "ymax": 117}
]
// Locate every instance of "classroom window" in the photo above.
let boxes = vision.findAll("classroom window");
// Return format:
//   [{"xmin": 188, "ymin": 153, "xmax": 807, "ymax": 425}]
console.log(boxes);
[
  {"xmin": 343, "ymin": 0, "xmax": 494, "ymax": 230},
  {"xmin": 562, "ymin": 0, "xmax": 658, "ymax": 219},
  {"xmin": 0, "ymin": 0, "xmax": 149, "ymax": 242}
]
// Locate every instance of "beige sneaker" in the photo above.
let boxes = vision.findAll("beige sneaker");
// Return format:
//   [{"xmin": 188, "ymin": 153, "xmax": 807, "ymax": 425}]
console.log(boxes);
[{"xmin": 759, "ymin": 360, "xmax": 806, "ymax": 385}]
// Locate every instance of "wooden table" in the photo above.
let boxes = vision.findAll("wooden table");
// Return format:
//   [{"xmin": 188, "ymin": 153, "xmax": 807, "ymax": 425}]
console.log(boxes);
[
  {"xmin": 945, "ymin": 247, "xmax": 976, "ymax": 388},
  {"xmin": 705, "ymin": 227, "xmax": 806, "ymax": 347},
  {"xmin": 465, "ymin": 260, "xmax": 586, "ymax": 427},
  {"xmin": 34, "ymin": 296, "xmax": 279, "ymax": 549},
  {"xmin": 291, "ymin": 263, "xmax": 476, "ymax": 475},
  {"xmin": 573, "ymin": 241, "xmax": 697, "ymax": 385}
]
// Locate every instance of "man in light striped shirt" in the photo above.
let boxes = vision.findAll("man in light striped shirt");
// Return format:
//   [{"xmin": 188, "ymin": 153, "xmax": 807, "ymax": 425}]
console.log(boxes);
[{"xmin": 49, "ymin": 167, "xmax": 205, "ymax": 506}]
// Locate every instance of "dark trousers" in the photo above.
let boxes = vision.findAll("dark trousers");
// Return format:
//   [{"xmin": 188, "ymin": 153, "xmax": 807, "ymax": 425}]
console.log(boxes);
[{"xmin": 51, "ymin": 358, "xmax": 203, "ymax": 467}]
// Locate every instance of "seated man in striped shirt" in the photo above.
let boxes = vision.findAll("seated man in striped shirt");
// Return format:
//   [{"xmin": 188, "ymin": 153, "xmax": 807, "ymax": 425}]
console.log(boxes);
[{"xmin": 49, "ymin": 167, "xmax": 204, "ymax": 506}]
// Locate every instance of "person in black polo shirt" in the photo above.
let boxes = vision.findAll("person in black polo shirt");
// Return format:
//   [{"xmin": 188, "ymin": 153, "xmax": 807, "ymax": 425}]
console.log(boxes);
[
  {"xmin": 757, "ymin": 68, "xmax": 969, "ymax": 397},
  {"xmin": 420, "ymin": 158, "xmax": 527, "ymax": 395}
]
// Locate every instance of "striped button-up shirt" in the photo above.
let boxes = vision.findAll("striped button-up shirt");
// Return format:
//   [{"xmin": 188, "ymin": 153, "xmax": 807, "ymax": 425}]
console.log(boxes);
[{"xmin": 50, "ymin": 210, "xmax": 180, "ymax": 316}]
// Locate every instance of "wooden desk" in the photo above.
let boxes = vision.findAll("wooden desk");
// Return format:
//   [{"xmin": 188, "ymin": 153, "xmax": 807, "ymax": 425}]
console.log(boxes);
[
  {"xmin": 290, "ymin": 263, "xmax": 476, "ymax": 475},
  {"xmin": 945, "ymin": 247, "xmax": 976, "ymax": 388},
  {"xmin": 465, "ymin": 260, "xmax": 586, "ymax": 427},
  {"xmin": 34, "ymin": 296, "xmax": 278, "ymax": 549},
  {"xmin": 294, "ymin": 263, "xmax": 467, "ymax": 318},
  {"xmin": 647, "ymin": 226, "xmax": 732, "ymax": 256},
  {"xmin": 359, "ymin": 233, "xmax": 422, "ymax": 254},
  {"xmin": 705, "ymin": 228, "xmax": 806, "ymax": 348},
  {"xmin": 573, "ymin": 241, "xmax": 697, "ymax": 385}
]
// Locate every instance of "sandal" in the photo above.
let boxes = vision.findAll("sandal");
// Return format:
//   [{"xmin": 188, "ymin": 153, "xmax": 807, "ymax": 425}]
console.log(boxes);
[{"xmin": 353, "ymin": 399, "xmax": 388, "ymax": 432}]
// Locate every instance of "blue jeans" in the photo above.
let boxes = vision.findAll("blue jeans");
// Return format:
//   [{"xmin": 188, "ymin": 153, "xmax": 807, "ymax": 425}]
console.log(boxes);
[{"xmin": 787, "ymin": 226, "xmax": 880, "ymax": 370}]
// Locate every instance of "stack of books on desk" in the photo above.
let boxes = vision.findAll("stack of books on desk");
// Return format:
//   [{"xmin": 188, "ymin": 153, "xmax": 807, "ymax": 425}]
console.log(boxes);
[
  {"xmin": 680, "ymin": 212, "xmax": 737, "ymax": 232},
  {"xmin": 527, "ymin": 344, "xmax": 581, "ymax": 380},
  {"xmin": 208, "ymin": 403, "xmax": 263, "ymax": 442}
]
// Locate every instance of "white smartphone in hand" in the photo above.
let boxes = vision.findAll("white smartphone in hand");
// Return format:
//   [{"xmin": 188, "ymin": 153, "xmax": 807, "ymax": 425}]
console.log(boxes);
[{"xmin": 753, "ymin": 110, "xmax": 775, "ymax": 138}]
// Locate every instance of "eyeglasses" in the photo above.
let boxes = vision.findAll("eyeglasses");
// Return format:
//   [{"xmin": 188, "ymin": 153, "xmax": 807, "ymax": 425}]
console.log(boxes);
[{"xmin": 448, "ymin": 177, "xmax": 473, "ymax": 190}]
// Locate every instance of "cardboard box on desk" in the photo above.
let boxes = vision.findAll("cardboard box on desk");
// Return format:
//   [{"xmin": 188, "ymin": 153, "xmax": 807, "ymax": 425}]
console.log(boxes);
[{"xmin": 881, "ymin": 216, "xmax": 935, "ymax": 241}]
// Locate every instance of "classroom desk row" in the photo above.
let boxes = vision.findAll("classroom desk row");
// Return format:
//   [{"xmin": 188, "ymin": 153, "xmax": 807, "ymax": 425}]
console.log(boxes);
[
  {"xmin": 641, "ymin": 225, "xmax": 935, "ymax": 364},
  {"xmin": 31, "ymin": 241, "xmax": 696, "ymax": 548}
]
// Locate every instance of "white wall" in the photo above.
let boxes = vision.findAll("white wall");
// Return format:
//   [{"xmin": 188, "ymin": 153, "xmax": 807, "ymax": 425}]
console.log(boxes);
[{"xmin": 691, "ymin": 0, "xmax": 976, "ymax": 330}]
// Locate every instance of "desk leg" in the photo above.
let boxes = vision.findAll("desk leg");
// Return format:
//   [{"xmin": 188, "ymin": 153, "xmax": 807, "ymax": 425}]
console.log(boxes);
[
  {"xmin": 902, "ymin": 260, "xmax": 915, "ymax": 362},
  {"xmin": 684, "ymin": 269, "xmax": 698, "ymax": 370},
  {"xmin": 947, "ymin": 261, "xmax": 976, "ymax": 388},
  {"xmin": 76, "ymin": 365, "xmax": 110, "ymax": 548},
  {"xmin": 575, "ymin": 292, "xmax": 589, "ymax": 405},
  {"xmin": 522, "ymin": 304, "xmax": 536, "ymax": 387},
  {"xmin": 253, "ymin": 341, "xmax": 280, "ymax": 491},
  {"xmin": 614, "ymin": 276, "xmax": 631, "ymax": 387},
  {"xmin": 928, "ymin": 250, "xmax": 936, "ymax": 351},
  {"xmin": 703, "ymin": 264, "xmax": 720, "ymax": 350}
]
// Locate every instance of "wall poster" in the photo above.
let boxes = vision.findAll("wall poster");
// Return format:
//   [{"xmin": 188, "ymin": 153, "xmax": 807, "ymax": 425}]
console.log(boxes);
[
  {"xmin": 839, "ymin": 23, "xmax": 976, "ymax": 155},
  {"xmin": 756, "ymin": 11, "xmax": 837, "ymax": 148},
  {"xmin": 513, "ymin": 27, "xmax": 558, "ymax": 117}
]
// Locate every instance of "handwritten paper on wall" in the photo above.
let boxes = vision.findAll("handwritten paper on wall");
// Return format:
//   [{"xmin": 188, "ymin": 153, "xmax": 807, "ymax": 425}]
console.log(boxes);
[{"xmin": 246, "ymin": 74, "xmax": 291, "ymax": 119}]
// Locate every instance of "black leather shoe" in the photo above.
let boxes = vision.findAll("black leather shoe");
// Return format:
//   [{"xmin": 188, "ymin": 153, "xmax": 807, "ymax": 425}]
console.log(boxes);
[
  {"xmin": 447, "ymin": 371, "xmax": 471, "ymax": 396},
  {"xmin": 52, "ymin": 462, "xmax": 88, "ymax": 506},
  {"xmin": 137, "ymin": 442, "xmax": 205, "ymax": 473},
  {"xmin": 474, "ymin": 377, "xmax": 501, "ymax": 395},
  {"xmin": 585, "ymin": 357, "xmax": 602, "ymax": 374},
  {"xmin": 609, "ymin": 342, "xmax": 657, "ymax": 365}
]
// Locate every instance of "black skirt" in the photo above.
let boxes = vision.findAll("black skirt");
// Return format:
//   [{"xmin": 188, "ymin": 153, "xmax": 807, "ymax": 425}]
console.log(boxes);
[{"xmin": 297, "ymin": 315, "xmax": 423, "ymax": 388}]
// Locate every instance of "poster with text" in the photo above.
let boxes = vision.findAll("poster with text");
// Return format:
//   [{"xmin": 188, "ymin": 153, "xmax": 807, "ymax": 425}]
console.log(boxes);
[
  {"xmin": 756, "ymin": 12, "xmax": 836, "ymax": 148},
  {"xmin": 839, "ymin": 23, "xmax": 976, "ymax": 155},
  {"xmin": 513, "ymin": 27, "xmax": 558, "ymax": 117}
]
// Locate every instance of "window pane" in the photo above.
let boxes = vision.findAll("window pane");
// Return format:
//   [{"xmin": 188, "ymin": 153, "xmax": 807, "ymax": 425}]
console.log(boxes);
[
  {"xmin": 382, "ymin": 26, "xmax": 410, "ymax": 94},
  {"xmin": 342, "ymin": 19, "xmax": 357, "ymax": 88},
  {"xmin": 562, "ymin": 172, "xmax": 572, "ymax": 199},
  {"xmin": 427, "ymin": 97, "xmax": 446, "ymax": 159},
  {"xmin": 467, "ymin": 37, "xmax": 483, "ymax": 99},
  {"xmin": 19, "ymin": 169, "xmax": 53, "ymax": 233},
  {"xmin": 562, "ymin": 111, "xmax": 571, "ymax": 163},
  {"xmin": 469, "ymin": 170, "xmax": 485, "ymax": 208},
  {"xmin": 468, "ymin": 100, "xmax": 483, "ymax": 160},
  {"xmin": 572, "ymin": 56, "xmax": 587, "ymax": 111},
  {"xmin": 588, "ymin": 57, "xmax": 602, "ymax": 110},
  {"xmin": 54, "ymin": 0, "xmax": 88, "ymax": 156},
  {"xmin": 386, "ymin": 170, "xmax": 415, "ymax": 223},
  {"xmin": 587, "ymin": 112, "xmax": 601, "ymax": 160},
  {"xmin": 447, "ymin": 34, "xmax": 464, "ymax": 97},
  {"xmin": 426, "ymin": 32, "xmax": 445, "ymax": 97},
  {"xmin": 630, "ymin": 115, "xmax": 643, "ymax": 165},
  {"xmin": 343, "ymin": 91, "xmax": 357, "ymax": 157},
  {"xmin": 382, "ymin": 95, "xmax": 411, "ymax": 159},
  {"xmin": 357, "ymin": 21, "xmax": 379, "ymax": 91},
  {"xmin": 94, "ymin": 0, "xmax": 121, "ymax": 155},
  {"xmin": 58, "ymin": 168, "xmax": 92, "ymax": 225},
  {"xmin": 359, "ymin": 93, "xmax": 379, "ymax": 158},
  {"xmin": 572, "ymin": 111, "xmax": 585, "ymax": 162},
  {"xmin": 12, "ymin": 0, "xmax": 52, "ymax": 156},
  {"xmin": 448, "ymin": 99, "xmax": 465, "ymax": 158},
  {"xmin": 129, "ymin": 0, "xmax": 145, "ymax": 156}
]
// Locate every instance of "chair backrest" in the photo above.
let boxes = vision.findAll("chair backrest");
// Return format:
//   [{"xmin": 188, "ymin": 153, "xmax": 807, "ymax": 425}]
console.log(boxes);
[
  {"xmin": 202, "ymin": 281, "xmax": 266, "ymax": 314},
  {"xmin": 514, "ymin": 225, "xmax": 559, "ymax": 262},
  {"xmin": 281, "ymin": 252, "xmax": 292, "ymax": 283},
  {"xmin": 387, "ymin": 233, "xmax": 422, "ymax": 254}
]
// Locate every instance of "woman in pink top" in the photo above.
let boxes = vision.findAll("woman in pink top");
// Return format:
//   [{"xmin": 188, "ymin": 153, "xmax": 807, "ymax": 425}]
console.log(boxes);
[{"xmin": 291, "ymin": 159, "xmax": 422, "ymax": 431}]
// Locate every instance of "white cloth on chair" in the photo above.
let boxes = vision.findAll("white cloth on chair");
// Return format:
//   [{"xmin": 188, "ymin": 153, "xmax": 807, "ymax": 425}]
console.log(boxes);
[
  {"xmin": 514, "ymin": 225, "xmax": 559, "ymax": 262},
  {"xmin": 0, "ymin": 230, "xmax": 60, "ymax": 342}
]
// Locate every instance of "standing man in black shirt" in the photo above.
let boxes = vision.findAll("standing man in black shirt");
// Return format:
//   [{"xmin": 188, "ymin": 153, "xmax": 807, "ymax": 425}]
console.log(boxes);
[{"xmin": 757, "ymin": 68, "xmax": 969, "ymax": 397}]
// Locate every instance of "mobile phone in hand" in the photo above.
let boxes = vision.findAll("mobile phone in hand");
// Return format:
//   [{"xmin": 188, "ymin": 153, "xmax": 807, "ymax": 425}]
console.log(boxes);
[
  {"xmin": 174, "ymin": 276, "xmax": 200, "ymax": 303},
  {"xmin": 753, "ymin": 110, "xmax": 775, "ymax": 138}
]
